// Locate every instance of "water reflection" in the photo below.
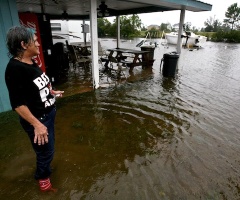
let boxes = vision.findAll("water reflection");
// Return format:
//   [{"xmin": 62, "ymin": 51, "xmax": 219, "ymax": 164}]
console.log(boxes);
[
  {"xmin": 161, "ymin": 77, "xmax": 178, "ymax": 92},
  {"xmin": 51, "ymin": 62, "xmax": 196, "ymax": 197}
]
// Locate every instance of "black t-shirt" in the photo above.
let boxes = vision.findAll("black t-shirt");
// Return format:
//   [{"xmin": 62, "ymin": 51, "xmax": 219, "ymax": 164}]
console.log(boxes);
[{"xmin": 5, "ymin": 58, "xmax": 55, "ymax": 118}]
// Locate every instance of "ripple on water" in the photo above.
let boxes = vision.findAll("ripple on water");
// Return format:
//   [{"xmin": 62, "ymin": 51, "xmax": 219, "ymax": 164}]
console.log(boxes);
[{"xmin": 1, "ymin": 41, "xmax": 240, "ymax": 199}]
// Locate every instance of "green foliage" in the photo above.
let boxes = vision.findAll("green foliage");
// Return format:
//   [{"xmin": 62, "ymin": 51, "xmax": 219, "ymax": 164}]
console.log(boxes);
[
  {"xmin": 147, "ymin": 29, "xmax": 162, "ymax": 38},
  {"xmin": 97, "ymin": 14, "xmax": 142, "ymax": 38},
  {"xmin": 97, "ymin": 18, "xmax": 112, "ymax": 37},
  {"xmin": 211, "ymin": 31, "xmax": 226, "ymax": 42},
  {"xmin": 183, "ymin": 22, "xmax": 192, "ymax": 32},
  {"xmin": 120, "ymin": 15, "xmax": 141, "ymax": 38},
  {"xmin": 211, "ymin": 30, "xmax": 240, "ymax": 42},
  {"xmin": 120, "ymin": 16, "xmax": 132, "ymax": 38},
  {"xmin": 191, "ymin": 26, "xmax": 199, "ymax": 33},
  {"xmin": 224, "ymin": 3, "xmax": 240, "ymax": 30},
  {"xmin": 196, "ymin": 31, "xmax": 240, "ymax": 43},
  {"xmin": 159, "ymin": 23, "xmax": 172, "ymax": 31},
  {"xmin": 204, "ymin": 16, "xmax": 222, "ymax": 32},
  {"xmin": 108, "ymin": 20, "xmax": 117, "ymax": 37},
  {"xmin": 139, "ymin": 31, "xmax": 146, "ymax": 37},
  {"xmin": 96, "ymin": 8, "xmax": 240, "ymax": 43},
  {"xmin": 141, "ymin": 26, "xmax": 147, "ymax": 31},
  {"xmin": 202, "ymin": 3, "xmax": 240, "ymax": 33},
  {"xmin": 196, "ymin": 32, "xmax": 215, "ymax": 41},
  {"xmin": 130, "ymin": 14, "xmax": 142, "ymax": 30}
]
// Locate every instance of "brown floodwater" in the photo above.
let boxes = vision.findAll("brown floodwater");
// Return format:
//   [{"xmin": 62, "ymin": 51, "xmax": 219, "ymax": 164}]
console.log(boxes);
[{"xmin": 1, "ymin": 39, "xmax": 240, "ymax": 200}]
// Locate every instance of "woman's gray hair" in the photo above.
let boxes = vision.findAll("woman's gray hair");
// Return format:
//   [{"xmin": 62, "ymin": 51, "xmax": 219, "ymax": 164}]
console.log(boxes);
[{"xmin": 6, "ymin": 26, "xmax": 35, "ymax": 58}]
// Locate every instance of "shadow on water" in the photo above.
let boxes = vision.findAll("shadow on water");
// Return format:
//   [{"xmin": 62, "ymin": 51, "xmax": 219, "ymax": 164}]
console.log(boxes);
[{"xmin": 1, "ymin": 40, "xmax": 240, "ymax": 199}]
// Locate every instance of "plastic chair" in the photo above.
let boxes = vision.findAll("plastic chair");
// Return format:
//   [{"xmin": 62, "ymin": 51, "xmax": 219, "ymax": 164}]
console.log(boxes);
[{"xmin": 67, "ymin": 44, "xmax": 91, "ymax": 68}]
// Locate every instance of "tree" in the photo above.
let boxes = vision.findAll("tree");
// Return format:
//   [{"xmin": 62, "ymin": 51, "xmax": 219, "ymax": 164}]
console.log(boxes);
[
  {"xmin": 97, "ymin": 18, "xmax": 112, "ymax": 37},
  {"xmin": 224, "ymin": 3, "xmax": 240, "ymax": 30},
  {"xmin": 120, "ymin": 16, "xmax": 132, "ymax": 37},
  {"xmin": 130, "ymin": 14, "xmax": 142, "ymax": 30},
  {"xmin": 204, "ymin": 16, "xmax": 222, "ymax": 32},
  {"xmin": 120, "ymin": 15, "xmax": 142, "ymax": 38},
  {"xmin": 212, "ymin": 19, "xmax": 222, "ymax": 32},
  {"xmin": 141, "ymin": 26, "xmax": 147, "ymax": 31},
  {"xmin": 204, "ymin": 16, "xmax": 214, "ymax": 31},
  {"xmin": 183, "ymin": 22, "xmax": 192, "ymax": 32},
  {"xmin": 108, "ymin": 19, "xmax": 117, "ymax": 37},
  {"xmin": 97, "ymin": 14, "xmax": 142, "ymax": 38},
  {"xmin": 159, "ymin": 23, "xmax": 172, "ymax": 31},
  {"xmin": 191, "ymin": 26, "xmax": 199, "ymax": 33}
]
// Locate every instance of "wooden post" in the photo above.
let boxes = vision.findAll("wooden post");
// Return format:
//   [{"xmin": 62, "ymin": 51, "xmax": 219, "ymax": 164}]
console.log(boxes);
[
  {"xmin": 90, "ymin": 0, "xmax": 99, "ymax": 89},
  {"xmin": 117, "ymin": 15, "xmax": 120, "ymax": 48},
  {"xmin": 177, "ymin": 9, "xmax": 185, "ymax": 54}
]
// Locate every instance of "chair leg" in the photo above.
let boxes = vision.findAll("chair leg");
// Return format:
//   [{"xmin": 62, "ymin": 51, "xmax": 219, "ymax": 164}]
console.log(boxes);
[{"xmin": 98, "ymin": 59, "xmax": 105, "ymax": 68}]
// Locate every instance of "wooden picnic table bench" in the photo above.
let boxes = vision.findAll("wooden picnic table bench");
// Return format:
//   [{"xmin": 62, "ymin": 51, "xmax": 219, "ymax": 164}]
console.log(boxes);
[{"xmin": 105, "ymin": 48, "xmax": 154, "ymax": 71}]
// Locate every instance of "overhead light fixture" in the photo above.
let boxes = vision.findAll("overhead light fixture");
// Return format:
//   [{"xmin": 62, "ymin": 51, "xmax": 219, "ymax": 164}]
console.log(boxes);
[
  {"xmin": 97, "ymin": 1, "xmax": 109, "ymax": 17},
  {"xmin": 62, "ymin": 11, "xmax": 69, "ymax": 21}
]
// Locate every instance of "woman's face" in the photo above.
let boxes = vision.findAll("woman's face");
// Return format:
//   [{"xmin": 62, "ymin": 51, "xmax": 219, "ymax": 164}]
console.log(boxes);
[{"xmin": 25, "ymin": 34, "xmax": 40, "ymax": 57}]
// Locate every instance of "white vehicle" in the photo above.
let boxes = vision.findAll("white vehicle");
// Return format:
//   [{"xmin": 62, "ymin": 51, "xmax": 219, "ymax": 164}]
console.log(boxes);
[
  {"xmin": 165, "ymin": 32, "xmax": 207, "ymax": 47},
  {"xmin": 50, "ymin": 20, "xmax": 90, "ymax": 45}
]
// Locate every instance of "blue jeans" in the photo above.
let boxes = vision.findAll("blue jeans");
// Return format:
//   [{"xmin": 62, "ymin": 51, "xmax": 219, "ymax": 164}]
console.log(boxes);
[{"xmin": 20, "ymin": 107, "xmax": 56, "ymax": 180}]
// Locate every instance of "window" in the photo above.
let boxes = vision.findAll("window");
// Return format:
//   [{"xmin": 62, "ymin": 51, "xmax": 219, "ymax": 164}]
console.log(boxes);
[{"xmin": 51, "ymin": 23, "xmax": 61, "ymax": 31}]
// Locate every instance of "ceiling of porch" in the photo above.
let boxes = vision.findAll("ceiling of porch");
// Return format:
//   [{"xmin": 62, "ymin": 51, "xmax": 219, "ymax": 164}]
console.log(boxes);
[{"xmin": 16, "ymin": 0, "xmax": 212, "ymax": 20}]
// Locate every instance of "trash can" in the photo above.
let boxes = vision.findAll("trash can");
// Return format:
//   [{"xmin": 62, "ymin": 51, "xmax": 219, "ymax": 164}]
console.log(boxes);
[
  {"xmin": 141, "ymin": 46, "xmax": 155, "ymax": 67},
  {"xmin": 160, "ymin": 52, "xmax": 179, "ymax": 77}
]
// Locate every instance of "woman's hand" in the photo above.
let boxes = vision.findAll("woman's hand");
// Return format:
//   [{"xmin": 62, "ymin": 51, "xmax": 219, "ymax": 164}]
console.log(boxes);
[
  {"xmin": 51, "ymin": 90, "xmax": 64, "ymax": 98},
  {"xmin": 15, "ymin": 105, "xmax": 50, "ymax": 145},
  {"xmin": 34, "ymin": 123, "xmax": 48, "ymax": 145}
]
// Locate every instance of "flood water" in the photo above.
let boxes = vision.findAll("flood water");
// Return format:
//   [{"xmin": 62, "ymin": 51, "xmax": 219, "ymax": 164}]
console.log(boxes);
[{"xmin": 1, "ymin": 39, "xmax": 240, "ymax": 199}]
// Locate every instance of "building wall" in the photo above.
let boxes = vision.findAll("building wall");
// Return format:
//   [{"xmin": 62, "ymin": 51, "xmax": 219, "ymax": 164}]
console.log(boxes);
[{"xmin": 0, "ymin": 0, "xmax": 20, "ymax": 113}]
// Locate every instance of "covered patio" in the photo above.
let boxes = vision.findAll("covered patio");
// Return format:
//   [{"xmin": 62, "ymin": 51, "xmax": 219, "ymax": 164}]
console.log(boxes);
[{"xmin": 0, "ymin": 0, "xmax": 212, "ymax": 112}]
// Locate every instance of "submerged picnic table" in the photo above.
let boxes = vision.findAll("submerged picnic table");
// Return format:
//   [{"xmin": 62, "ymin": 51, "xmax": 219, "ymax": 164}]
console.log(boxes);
[{"xmin": 105, "ymin": 48, "xmax": 155, "ymax": 71}]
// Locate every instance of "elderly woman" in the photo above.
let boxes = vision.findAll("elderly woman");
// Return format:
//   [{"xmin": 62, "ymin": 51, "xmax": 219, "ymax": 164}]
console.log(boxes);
[{"xmin": 5, "ymin": 26, "xmax": 63, "ymax": 192}]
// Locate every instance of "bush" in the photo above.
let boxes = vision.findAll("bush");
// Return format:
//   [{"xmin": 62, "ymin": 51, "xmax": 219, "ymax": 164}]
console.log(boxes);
[
  {"xmin": 211, "ymin": 30, "xmax": 240, "ymax": 43},
  {"xmin": 225, "ymin": 30, "xmax": 240, "ymax": 42}
]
